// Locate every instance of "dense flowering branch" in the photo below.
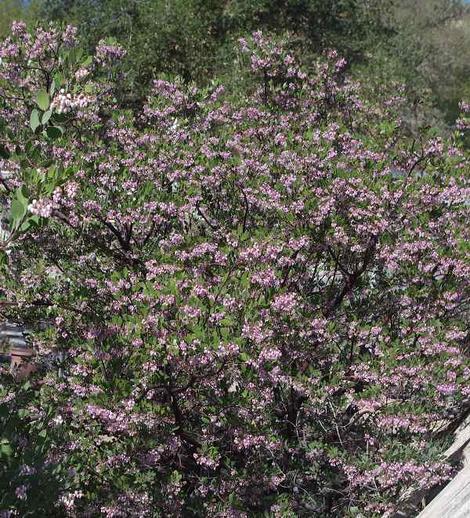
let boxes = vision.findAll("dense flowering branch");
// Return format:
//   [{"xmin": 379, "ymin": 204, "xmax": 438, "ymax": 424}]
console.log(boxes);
[{"xmin": 0, "ymin": 26, "xmax": 468, "ymax": 517}]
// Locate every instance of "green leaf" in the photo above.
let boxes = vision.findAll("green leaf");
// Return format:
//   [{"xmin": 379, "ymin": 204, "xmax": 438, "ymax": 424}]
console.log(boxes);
[
  {"xmin": 53, "ymin": 73, "xmax": 64, "ymax": 88},
  {"xmin": 11, "ymin": 199, "xmax": 26, "ymax": 221},
  {"xmin": 16, "ymin": 186, "xmax": 28, "ymax": 205},
  {"xmin": 20, "ymin": 215, "xmax": 39, "ymax": 232},
  {"xmin": 10, "ymin": 188, "xmax": 29, "ymax": 228},
  {"xmin": 36, "ymin": 89, "xmax": 50, "ymax": 111},
  {"xmin": 0, "ymin": 439, "xmax": 12, "ymax": 458},
  {"xmin": 42, "ymin": 109, "xmax": 53, "ymax": 125},
  {"xmin": 30, "ymin": 109, "xmax": 41, "ymax": 132},
  {"xmin": 46, "ymin": 126, "xmax": 64, "ymax": 140},
  {"xmin": 82, "ymin": 55, "xmax": 93, "ymax": 67},
  {"xmin": 0, "ymin": 250, "xmax": 8, "ymax": 267},
  {"xmin": 239, "ymin": 352, "xmax": 250, "ymax": 362},
  {"xmin": 26, "ymin": 142, "xmax": 41, "ymax": 161}
]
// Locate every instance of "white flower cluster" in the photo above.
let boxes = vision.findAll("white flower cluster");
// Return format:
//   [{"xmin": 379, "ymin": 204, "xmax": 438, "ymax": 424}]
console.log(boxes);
[
  {"xmin": 29, "ymin": 198, "xmax": 53, "ymax": 218},
  {"xmin": 52, "ymin": 89, "xmax": 93, "ymax": 114},
  {"xmin": 59, "ymin": 490, "xmax": 84, "ymax": 511},
  {"xmin": 74, "ymin": 67, "xmax": 90, "ymax": 81}
]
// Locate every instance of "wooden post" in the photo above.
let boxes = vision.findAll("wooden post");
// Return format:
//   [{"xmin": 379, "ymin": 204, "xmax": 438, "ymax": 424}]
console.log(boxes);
[{"xmin": 0, "ymin": 322, "xmax": 35, "ymax": 379}]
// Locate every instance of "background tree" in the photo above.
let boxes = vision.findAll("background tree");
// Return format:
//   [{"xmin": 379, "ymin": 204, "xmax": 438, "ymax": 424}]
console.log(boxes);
[
  {"xmin": 22, "ymin": 0, "xmax": 468, "ymax": 130},
  {"xmin": 0, "ymin": 0, "xmax": 25, "ymax": 37}
]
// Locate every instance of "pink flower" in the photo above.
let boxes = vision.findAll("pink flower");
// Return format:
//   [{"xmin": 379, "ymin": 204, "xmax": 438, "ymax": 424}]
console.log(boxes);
[
  {"xmin": 15, "ymin": 485, "xmax": 28, "ymax": 501},
  {"xmin": 271, "ymin": 292, "xmax": 298, "ymax": 313}
]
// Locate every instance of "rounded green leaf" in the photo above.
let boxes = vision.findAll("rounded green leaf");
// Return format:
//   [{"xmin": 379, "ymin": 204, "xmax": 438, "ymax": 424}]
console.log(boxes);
[
  {"xmin": 53, "ymin": 73, "xmax": 64, "ymax": 87},
  {"xmin": 42, "ymin": 109, "xmax": 53, "ymax": 125},
  {"xmin": 10, "ymin": 199, "xmax": 26, "ymax": 221},
  {"xmin": 30, "ymin": 109, "xmax": 41, "ymax": 132},
  {"xmin": 36, "ymin": 89, "xmax": 50, "ymax": 111},
  {"xmin": 0, "ymin": 439, "xmax": 12, "ymax": 458},
  {"xmin": 20, "ymin": 215, "xmax": 40, "ymax": 232}
]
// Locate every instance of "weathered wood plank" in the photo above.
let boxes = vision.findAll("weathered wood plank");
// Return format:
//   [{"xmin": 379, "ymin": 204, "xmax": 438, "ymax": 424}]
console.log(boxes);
[
  {"xmin": 393, "ymin": 414, "xmax": 470, "ymax": 517},
  {"xmin": 417, "ymin": 464, "xmax": 470, "ymax": 518}
]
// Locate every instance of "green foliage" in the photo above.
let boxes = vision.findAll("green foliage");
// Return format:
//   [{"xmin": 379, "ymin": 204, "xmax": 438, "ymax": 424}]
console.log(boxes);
[
  {"xmin": 350, "ymin": 0, "xmax": 470, "ymax": 129},
  {"xmin": 0, "ymin": 6, "xmax": 468, "ymax": 517},
  {"xmin": 0, "ymin": 0, "xmax": 23, "ymax": 37},
  {"xmin": 23, "ymin": 0, "xmax": 468, "ymax": 130},
  {"xmin": 30, "ymin": 0, "xmax": 390, "ymax": 95},
  {"xmin": 0, "ymin": 26, "xmax": 468, "ymax": 516},
  {"xmin": 0, "ymin": 0, "xmax": 43, "ymax": 38}
]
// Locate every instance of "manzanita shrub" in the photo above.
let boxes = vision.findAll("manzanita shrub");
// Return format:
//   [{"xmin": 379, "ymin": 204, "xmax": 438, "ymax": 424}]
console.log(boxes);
[{"xmin": 0, "ymin": 24, "xmax": 469, "ymax": 517}]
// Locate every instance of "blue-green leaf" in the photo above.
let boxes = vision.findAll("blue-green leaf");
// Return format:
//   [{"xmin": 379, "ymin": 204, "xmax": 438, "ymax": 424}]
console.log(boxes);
[
  {"xmin": 30, "ymin": 109, "xmax": 40, "ymax": 132},
  {"xmin": 42, "ymin": 109, "xmax": 53, "ymax": 125}
]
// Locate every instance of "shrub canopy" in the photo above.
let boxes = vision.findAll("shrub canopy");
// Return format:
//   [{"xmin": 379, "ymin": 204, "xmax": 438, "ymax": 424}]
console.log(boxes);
[{"xmin": 0, "ymin": 24, "xmax": 469, "ymax": 517}]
